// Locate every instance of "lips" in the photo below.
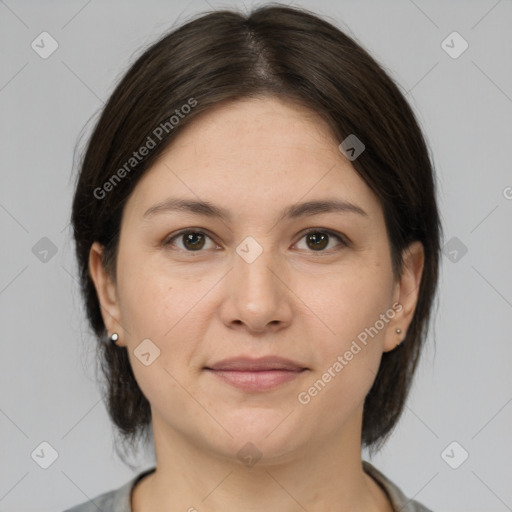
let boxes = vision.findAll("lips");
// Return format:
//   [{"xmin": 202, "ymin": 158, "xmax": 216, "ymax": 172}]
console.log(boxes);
[
  {"xmin": 204, "ymin": 356, "xmax": 308, "ymax": 392},
  {"xmin": 205, "ymin": 356, "xmax": 307, "ymax": 372}
]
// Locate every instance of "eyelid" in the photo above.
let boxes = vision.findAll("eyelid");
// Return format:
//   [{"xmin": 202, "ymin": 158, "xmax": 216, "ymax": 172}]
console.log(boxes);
[
  {"xmin": 163, "ymin": 228, "xmax": 221, "ymax": 250},
  {"xmin": 163, "ymin": 227, "xmax": 350, "ymax": 252},
  {"xmin": 295, "ymin": 227, "xmax": 348, "ymax": 243}
]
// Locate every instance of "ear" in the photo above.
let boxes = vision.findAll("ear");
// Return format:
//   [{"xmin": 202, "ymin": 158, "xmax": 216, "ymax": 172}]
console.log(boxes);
[
  {"xmin": 383, "ymin": 240, "xmax": 424, "ymax": 352},
  {"xmin": 88, "ymin": 241, "xmax": 126, "ymax": 346}
]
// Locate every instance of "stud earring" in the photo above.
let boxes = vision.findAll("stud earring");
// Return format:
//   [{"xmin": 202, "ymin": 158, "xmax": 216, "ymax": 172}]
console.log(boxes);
[
  {"xmin": 110, "ymin": 333, "xmax": 119, "ymax": 345},
  {"xmin": 395, "ymin": 328, "xmax": 403, "ymax": 348}
]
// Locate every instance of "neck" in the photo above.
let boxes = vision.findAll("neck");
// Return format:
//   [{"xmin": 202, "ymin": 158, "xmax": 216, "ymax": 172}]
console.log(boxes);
[{"xmin": 132, "ymin": 412, "xmax": 392, "ymax": 512}]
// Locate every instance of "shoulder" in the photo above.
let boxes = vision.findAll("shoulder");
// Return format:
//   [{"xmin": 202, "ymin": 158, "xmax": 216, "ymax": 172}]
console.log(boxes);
[
  {"xmin": 62, "ymin": 467, "xmax": 156, "ymax": 512},
  {"xmin": 363, "ymin": 461, "xmax": 434, "ymax": 512}
]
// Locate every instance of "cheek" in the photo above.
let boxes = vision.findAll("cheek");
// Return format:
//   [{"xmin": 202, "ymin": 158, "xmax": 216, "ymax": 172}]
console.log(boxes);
[
  {"xmin": 117, "ymin": 263, "xmax": 204, "ymax": 419},
  {"xmin": 116, "ymin": 252, "xmax": 216, "ymax": 379},
  {"xmin": 296, "ymin": 287, "xmax": 388, "ymax": 424},
  {"xmin": 295, "ymin": 263, "xmax": 393, "ymax": 407},
  {"xmin": 303, "ymin": 261, "xmax": 393, "ymax": 349},
  {"xmin": 118, "ymin": 272, "xmax": 172, "ymax": 340},
  {"xmin": 116, "ymin": 244, "xmax": 196, "ymax": 341}
]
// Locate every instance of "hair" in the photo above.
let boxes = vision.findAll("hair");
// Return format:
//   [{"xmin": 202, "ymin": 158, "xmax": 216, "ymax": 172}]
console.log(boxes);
[{"xmin": 71, "ymin": 3, "xmax": 442, "ymax": 463}]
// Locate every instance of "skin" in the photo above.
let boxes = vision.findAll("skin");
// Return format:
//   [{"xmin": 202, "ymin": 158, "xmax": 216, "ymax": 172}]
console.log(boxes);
[{"xmin": 89, "ymin": 96, "xmax": 424, "ymax": 512}]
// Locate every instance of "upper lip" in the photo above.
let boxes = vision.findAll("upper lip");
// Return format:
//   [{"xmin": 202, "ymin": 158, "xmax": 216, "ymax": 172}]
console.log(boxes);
[{"xmin": 205, "ymin": 356, "xmax": 307, "ymax": 372}]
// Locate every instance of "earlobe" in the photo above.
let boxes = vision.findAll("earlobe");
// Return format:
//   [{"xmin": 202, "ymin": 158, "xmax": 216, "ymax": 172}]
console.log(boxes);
[
  {"xmin": 88, "ymin": 242, "xmax": 125, "ymax": 344},
  {"xmin": 383, "ymin": 241, "xmax": 425, "ymax": 352}
]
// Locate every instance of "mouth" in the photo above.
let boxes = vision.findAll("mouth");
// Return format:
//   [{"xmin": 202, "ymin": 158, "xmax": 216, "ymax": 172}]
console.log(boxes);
[{"xmin": 204, "ymin": 356, "xmax": 308, "ymax": 392}]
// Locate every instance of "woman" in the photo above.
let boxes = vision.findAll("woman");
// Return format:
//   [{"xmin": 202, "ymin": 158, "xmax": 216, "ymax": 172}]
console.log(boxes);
[{"xmin": 65, "ymin": 4, "xmax": 441, "ymax": 511}]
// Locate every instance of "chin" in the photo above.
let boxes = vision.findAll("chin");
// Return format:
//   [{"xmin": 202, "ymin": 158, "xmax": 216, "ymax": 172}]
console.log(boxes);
[{"xmin": 215, "ymin": 408, "xmax": 308, "ymax": 462}]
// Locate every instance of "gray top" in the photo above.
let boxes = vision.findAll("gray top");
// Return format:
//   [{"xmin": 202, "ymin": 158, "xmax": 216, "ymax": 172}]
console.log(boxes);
[{"xmin": 62, "ymin": 461, "xmax": 432, "ymax": 511}]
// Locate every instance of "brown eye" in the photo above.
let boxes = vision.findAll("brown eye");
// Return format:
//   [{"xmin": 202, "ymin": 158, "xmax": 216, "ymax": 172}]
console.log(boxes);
[
  {"xmin": 164, "ymin": 228, "xmax": 347, "ymax": 254},
  {"xmin": 165, "ymin": 230, "xmax": 216, "ymax": 252},
  {"xmin": 305, "ymin": 232, "xmax": 329, "ymax": 250},
  {"xmin": 182, "ymin": 232, "xmax": 206, "ymax": 250},
  {"xmin": 295, "ymin": 229, "xmax": 347, "ymax": 252}
]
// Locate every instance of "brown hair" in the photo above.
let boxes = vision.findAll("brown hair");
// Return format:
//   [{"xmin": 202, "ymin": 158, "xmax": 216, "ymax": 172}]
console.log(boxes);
[{"xmin": 71, "ymin": 3, "xmax": 442, "ymax": 462}]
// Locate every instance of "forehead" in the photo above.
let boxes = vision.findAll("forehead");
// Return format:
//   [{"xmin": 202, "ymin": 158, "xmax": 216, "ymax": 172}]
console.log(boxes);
[
  {"xmin": 123, "ymin": 96, "xmax": 382, "ymax": 223},
  {"xmin": 176, "ymin": 95, "xmax": 334, "ymax": 147},
  {"xmin": 180, "ymin": 96, "xmax": 348, "ymax": 176}
]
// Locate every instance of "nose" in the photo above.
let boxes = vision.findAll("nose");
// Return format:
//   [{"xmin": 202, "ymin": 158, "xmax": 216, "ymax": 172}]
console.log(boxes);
[{"xmin": 218, "ymin": 242, "xmax": 293, "ymax": 334}]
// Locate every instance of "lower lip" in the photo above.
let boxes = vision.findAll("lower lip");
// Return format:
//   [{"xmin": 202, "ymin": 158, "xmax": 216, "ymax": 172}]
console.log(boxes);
[{"xmin": 206, "ymin": 369, "xmax": 305, "ymax": 392}]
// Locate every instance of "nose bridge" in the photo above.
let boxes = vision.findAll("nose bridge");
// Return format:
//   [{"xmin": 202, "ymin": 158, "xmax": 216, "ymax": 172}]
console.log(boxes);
[
  {"xmin": 233, "ymin": 235, "xmax": 280, "ymax": 299},
  {"xmin": 223, "ymin": 234, "xmax": 291, "ymax": 329}
]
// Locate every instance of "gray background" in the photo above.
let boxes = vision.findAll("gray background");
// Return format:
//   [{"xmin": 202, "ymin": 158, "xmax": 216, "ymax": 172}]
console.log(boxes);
[{"xmin": 1, "ymin": 0, "xmax": 511, "ymax": 511}]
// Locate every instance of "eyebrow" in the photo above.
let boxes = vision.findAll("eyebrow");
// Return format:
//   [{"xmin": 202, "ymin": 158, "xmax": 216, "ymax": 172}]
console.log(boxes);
[{"xmin": 143, "ymin": 197, "xmax": 368, "ymax": 222}]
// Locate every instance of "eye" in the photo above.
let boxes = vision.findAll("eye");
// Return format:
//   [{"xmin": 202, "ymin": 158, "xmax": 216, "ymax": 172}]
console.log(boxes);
[
  {"xmin": 294, "ymin": 229, "xmax": 348, "ymax": 253},
  {"xmin": 163, "ymin": 228, "xmax": 348, "ymax": 253},
  {"xmin": 164, "ymin": 230, "xmax": 218, "ymax": 252}
]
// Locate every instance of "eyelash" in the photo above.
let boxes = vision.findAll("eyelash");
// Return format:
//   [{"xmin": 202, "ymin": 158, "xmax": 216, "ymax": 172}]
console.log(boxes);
[{"xmin": 163, "ymin": 228, "xmax": 349, "ymax": 255}]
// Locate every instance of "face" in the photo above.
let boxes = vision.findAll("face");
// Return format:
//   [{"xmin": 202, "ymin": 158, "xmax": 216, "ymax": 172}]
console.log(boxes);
[{"xmin": 90, "ymin": 96, "xmax": 423, "ymax": 464}]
